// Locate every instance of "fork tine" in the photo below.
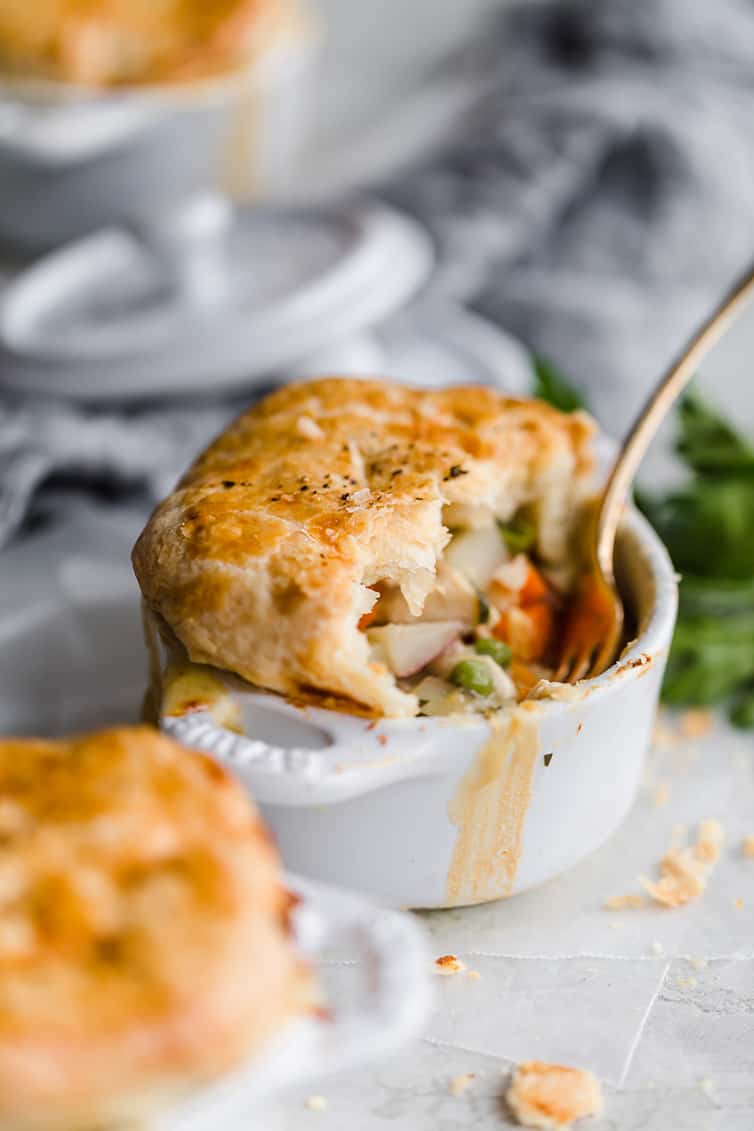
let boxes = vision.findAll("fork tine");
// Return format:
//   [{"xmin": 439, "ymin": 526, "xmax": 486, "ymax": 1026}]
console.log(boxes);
[
  {"xmin": 586, "ymin": 613, "xmax": 624, "ymax": 680},
  {"xmin": 557, "ymin": 610, "xmax": 623, "ymax": 684},
  {"xmin": 552, "ymin": 651, "xmax": 572, "ymax": 684},
  {"xmin": 552, "ymin": 640, "xmax": 582, "ymax": 684},
  {"xmin": 570, "ymin": 651, "xmax": 596, "ymax": 683},
  {"xmin": 552, "ymin": 572, "xmax": 623, "ymax": 684},
  {"xmin": 554, "ymin": 645, "xmax": 595, "ymax": 685}
]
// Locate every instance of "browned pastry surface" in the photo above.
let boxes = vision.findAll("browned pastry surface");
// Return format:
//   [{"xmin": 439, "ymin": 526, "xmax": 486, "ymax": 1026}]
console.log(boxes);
[
  {"xmin": 133, "ymin": 377, "xmax": 595, "ymax": 716},
  {"xmin": 0, "ymin": 726, "xmax": 310, "ymax": 1130}
]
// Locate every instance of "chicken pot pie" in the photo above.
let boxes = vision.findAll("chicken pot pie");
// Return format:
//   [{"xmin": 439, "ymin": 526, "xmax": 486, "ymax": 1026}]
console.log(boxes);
[
  {"xmin": 134, "ymin": 377, "xmax": 596, "ymax": 719},
  {"xmin": 0, "ymin": 0, "xmax": 296, "ymax": 88},
  {"xmin": 0, "ymin": 726, "xmax": 311, "ymax": 1130}
]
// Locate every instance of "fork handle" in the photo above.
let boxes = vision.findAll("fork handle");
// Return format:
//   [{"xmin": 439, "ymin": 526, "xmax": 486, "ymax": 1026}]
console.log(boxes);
[{"xmin": 597, "ymin": 262, "xmax": 754, "ymax": 579}]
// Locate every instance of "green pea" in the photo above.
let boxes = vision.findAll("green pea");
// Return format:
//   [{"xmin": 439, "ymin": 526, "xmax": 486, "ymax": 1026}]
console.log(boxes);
[
  {"xmin": 498, "ymin": 513, "xmax": 536, "ymax": 552},
  {"xmin": 450, "ymin": 659, "xmax": 495, "ymax": 696},
  {"xmin": 474, "ymin": 637, "xmax": 512, "ymax": 667}
]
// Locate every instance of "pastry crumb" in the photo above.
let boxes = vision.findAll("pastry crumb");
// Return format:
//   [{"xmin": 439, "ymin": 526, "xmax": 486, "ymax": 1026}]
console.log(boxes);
[
  {"xmin": 434, "ymin": 954, "xmax": 466, "ymax": 975},
  {"xmin": 305, "ymin": 1095, "xmax": 329, "ymax": 1112},
  {"xmin": 679, "ymin": 709, "xmax": 713, "ymax": 739},
  {"xmin": 676, "ymin": 975, "xmax": 697, "ymax": 988},
  {"xmin": 734, "ymin": 897, "xmax": 744, "ymax": 910},
  {"xmin": 449, "ymin": 1072, "xmax": 477, "ymax": 1097},
  {"xmin": 690, "ymin": 957, "xmax": 708, "ymax": 969},
  {"xmin": 653, "ymin": 782, "xmax": 671, "ymax": 808},
  {"xmin": 651, "ymin": 717, "xmax": 679, "ymax": 751},
  {"xmin": 742, "ymin": 836, "xmax": 754, "ymax": 858},
  {"xmin": 506, "ymin": 1061, "xmax": 603, "ymax": 1128},
  {"xmin": 640, "ymin": 819, "xmax": 724, "ymax": 908},
  {"xmin": 694, "ymin": 819, "xmax": 724, "ymax": 863},
  {"xmin": 465, "ymin": 969, "xmax": 481, "ymax": 980},
  {"xmin": 604, "ymin": 893, "xmax": 645, "ymax": 911}
]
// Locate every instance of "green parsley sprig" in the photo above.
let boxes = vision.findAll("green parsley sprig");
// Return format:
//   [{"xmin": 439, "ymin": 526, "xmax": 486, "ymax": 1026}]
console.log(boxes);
[
  {"xmin": 638, "ymin": 391, "xmax": 754, "ymax": 728},
  {"xmin": 530, "ymin": 358, "xmax": 754, "ymax": 728}
]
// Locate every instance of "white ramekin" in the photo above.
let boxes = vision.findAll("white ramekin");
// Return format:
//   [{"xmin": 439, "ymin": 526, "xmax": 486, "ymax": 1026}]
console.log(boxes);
[{"xmin": 160, "ymin": 510, "xmax": 678, "ymax": 910}]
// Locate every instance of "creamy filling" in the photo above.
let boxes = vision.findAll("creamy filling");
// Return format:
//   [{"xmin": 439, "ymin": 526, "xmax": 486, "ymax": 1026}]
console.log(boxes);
[{"xmin": 363, "ymin": 508, "xmax": 563, "ymax": 716}]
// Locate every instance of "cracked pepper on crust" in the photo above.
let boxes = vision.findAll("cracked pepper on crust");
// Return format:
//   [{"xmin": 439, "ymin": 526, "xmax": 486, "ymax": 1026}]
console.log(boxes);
[
  {"xmin": 132, "ymin": 377, "xmax": 595, "ymax": 716},
  {"xmin": 0, "ymin": 727, "xmax": 311, "ymax": 1131}
]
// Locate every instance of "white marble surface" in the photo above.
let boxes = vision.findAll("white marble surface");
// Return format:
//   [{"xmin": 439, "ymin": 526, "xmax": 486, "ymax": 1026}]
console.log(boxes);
[
  {"xmin": 1, "ymin": 498, "xmax": 753, "ymax": 1130},
  {"xmin": 277, "ymin": 721, "xmax": 754, "ymax": 1131}
]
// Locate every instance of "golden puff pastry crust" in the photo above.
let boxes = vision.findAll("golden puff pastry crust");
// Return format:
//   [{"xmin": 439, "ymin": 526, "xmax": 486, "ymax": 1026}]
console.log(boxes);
[
  {"xmin": 133, "ymin": 377, "xmax": 595, "ymax": 717},
  {"xmin": 0, "ymin": 726, "xmax": 310, "ymax": 1131},
  {"xmin": 0, "ymin": 0, "xmax": 293, "ymax": 87}
]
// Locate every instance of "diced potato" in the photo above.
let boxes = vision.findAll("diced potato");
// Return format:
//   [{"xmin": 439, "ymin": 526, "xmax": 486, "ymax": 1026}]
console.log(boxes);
[
  {"xmin": 374, "ymin": 562, "xmax": 479, "ymax": 627},
  {"xmin": 492, "ymin": 554, "xmax": 530, "ymax": 592},
  {"xmin": 443, "ymin": 503, "xmax": 497, "ymax": 530},
  {"xmin": 413, "ymin": 675, "xmax": 463, "ymax": 716},
  {"xmin": 444, "ymin": 526, "xmax": 509, "ymax": 590},
  {"xmin": 427, "ymin": 638, "xmax": 467, "ymax": 680},
  {"xmin": 367, "ymin": 621, "xmax": 463, "ymax": 678}
]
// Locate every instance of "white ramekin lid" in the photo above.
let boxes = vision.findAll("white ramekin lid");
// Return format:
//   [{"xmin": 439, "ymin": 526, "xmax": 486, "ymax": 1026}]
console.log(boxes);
[{"xmin": 0, "ymin": 199, "xmax": 434, "ymax": 398}]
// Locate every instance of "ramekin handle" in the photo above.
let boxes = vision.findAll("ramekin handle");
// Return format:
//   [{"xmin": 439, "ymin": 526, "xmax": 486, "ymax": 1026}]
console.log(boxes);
[{"xmin": 161, "ymin": 704, "xmax": 454, "ymax": 805}]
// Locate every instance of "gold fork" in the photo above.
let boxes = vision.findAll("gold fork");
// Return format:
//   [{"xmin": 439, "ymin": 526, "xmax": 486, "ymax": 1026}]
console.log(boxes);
[{"xmin": 553, "ymin": 262, "xmax": 754, "ymax": 684}]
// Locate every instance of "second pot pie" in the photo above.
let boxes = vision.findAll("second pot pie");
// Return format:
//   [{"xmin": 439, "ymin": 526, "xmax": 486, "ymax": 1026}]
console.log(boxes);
[
  {"xmin": 0, "ymin": 0, "xmax": 295, "ymax": 87},
  {"xmin": 134, "ymin": 377, "xmax": 596, "ymax": 718},
  {"xmin": 0, "ymin": 726, "xmax": 311, "ymax": 1130}
]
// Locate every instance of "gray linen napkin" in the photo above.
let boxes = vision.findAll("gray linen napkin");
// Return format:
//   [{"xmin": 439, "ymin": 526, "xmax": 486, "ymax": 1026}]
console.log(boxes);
[
  {"xmin": 3, "ymin": 0, "xmax": 754, "ymax": 548},
  {"xmin": 0, "ymin": 396, "xmax": 238, "ymax": 547},
  {"xmin": 386, "ymin": 0, "xmax": 754, "ymax": 421}
]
